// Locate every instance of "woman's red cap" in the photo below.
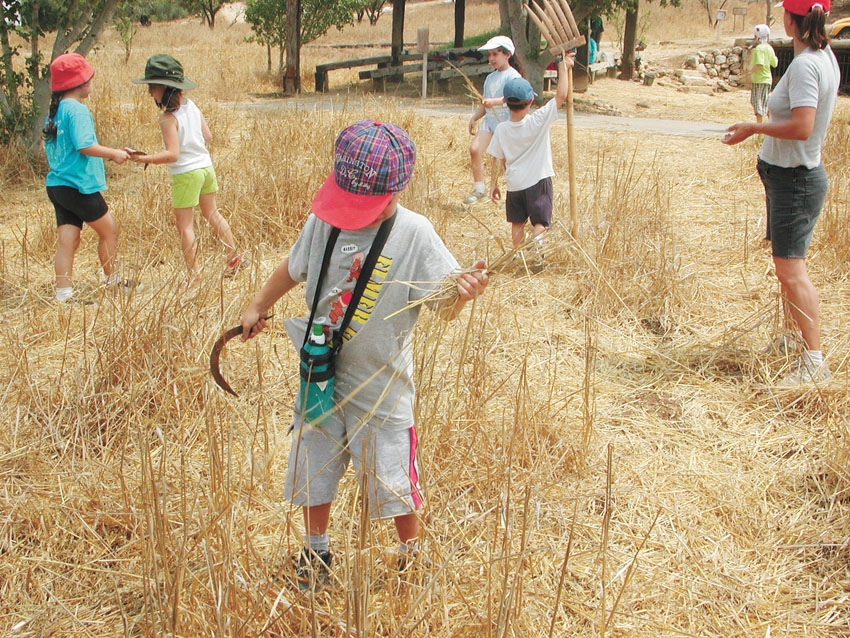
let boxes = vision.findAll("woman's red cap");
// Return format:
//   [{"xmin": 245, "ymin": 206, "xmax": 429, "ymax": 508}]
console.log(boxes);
[{"xmin": 49, "ymin": 53, "xmax": 95, "ymax": 92}]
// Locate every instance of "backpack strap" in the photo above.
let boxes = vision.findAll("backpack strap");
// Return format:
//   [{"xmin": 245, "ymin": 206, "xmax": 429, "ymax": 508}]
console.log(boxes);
[
  {"xmin": 303, "ymin": 226, "xmax": 341, "ymax": 346},
  {"xmin": 331, "ymin": 213, "xmax": 396, "ymax": 355}
]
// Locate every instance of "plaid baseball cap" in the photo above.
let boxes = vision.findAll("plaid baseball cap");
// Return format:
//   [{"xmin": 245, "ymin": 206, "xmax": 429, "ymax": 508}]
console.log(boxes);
[{"xmin": 312, "ymin": 120, "xmax": 416, "ymax": 230}]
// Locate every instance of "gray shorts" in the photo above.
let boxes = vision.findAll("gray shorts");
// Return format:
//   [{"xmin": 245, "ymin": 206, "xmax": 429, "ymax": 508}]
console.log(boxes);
[
  {"xmin": 284, "ymin": 407, "xmax": 422, "ymax": 519},
  {"xmin": 757, "ymin": 158, "xmax": 827, "ymax": 259}
]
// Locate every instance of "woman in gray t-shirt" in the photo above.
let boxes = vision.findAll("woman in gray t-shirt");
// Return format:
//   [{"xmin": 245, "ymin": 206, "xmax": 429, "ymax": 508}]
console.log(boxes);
[{"xmin": 723, "ymin": 0, "xmax": 839, "ymax": 387}]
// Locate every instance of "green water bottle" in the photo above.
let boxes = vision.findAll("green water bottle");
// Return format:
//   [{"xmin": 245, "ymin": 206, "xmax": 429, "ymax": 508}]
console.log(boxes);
[{"xmin": 299, "ymin": 324, "xmax": 334, "ymax": 424}]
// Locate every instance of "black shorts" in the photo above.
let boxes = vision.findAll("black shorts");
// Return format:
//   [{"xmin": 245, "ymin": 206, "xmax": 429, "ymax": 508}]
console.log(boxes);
[
  {"xmin": 47, "ymin": 185, "xmax": 108, "ymax": 229},
  {"xmin": 505, "ymin": 177, "xmax": 552, "ymax": 228}
]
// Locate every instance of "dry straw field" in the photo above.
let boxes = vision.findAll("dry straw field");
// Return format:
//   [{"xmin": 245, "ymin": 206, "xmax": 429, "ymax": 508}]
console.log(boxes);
[{"xmin": 1, "ymin": 1, "xmax": 849, "ymax": 636}]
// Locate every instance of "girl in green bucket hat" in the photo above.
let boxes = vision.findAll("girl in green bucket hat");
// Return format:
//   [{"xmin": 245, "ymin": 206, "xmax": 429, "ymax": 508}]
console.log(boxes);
[{"xmin": 128, "ymin": 54, "xmax": 245, "ymax": 283}]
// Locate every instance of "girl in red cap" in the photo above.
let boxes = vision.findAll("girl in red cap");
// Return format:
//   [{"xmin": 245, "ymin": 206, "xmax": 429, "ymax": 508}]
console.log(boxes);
[
  {"xmin": 43, "ymin": 53, "xmax": 132, "ymax": 302},
  {"xmin": 724, "ymin": 0, "xmax": 839, "ymax": 386}
]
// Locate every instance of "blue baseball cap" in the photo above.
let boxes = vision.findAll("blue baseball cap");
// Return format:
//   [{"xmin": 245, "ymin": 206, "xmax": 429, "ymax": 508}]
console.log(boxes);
[{"xmin": 503, "ymin": 78, "xmax": 536, "ymax": 103}]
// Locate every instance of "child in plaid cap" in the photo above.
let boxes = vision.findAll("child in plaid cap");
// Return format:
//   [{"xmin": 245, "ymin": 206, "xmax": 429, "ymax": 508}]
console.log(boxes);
[{"xmin": 241, "ymin": 120, "xmax": 488, "ymax": 589}]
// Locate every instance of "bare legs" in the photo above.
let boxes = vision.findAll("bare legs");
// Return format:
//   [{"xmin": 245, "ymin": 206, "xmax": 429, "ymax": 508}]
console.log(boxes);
[
  {"xmin": 55, "ymin": 213, "xmax": 118, "ymax": 289},
  {"xmin": 511, "ymin": 221, "xmax": 548, "ymax": 248},
  {"xmin": 773, "ymin": 256, "xmax": 820, "ymax": 350},
  {"xmin": 302, "ymin": 505, "xmax": 419, "ymax": 546},
  {"xmin": 469, "ymin": 129, "xmax": 493, "ymax": 185},
  {"xmin": 175, "ymin": 193, "xmax": 238, "ymax": 276}
]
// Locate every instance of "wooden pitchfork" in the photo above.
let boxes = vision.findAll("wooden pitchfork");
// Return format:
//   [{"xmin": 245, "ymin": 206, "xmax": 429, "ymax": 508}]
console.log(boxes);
[{"xmin": 524, "ymin": 0, "xmax": 585, "ymax": 240}]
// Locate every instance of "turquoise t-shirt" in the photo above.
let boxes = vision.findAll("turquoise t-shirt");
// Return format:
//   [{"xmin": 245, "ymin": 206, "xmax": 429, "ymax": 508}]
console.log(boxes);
[
  {"xmin": 44, "ymin": 98, "xmax": 106, "ymax": 194},
  {"xmin": 750, "ymin": 42, "xmax": 778, "ymax": 86}
]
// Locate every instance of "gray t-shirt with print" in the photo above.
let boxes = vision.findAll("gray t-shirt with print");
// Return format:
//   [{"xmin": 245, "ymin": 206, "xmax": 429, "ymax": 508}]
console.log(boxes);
[
  {"xmin": 759, "ymin": 46, "xmax": 839, "ymax": 170},
  {"xmin": 284, "ymin": 205, "xmax": 459, "ymax": 430}
]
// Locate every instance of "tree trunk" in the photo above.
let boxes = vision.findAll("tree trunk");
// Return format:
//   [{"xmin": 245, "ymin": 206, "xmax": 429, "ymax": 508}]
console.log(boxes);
[
  {"xmin": 764, "ymin": 0, "xmax": 772, "ymax": 25},
  {"xmin": 391, "ymin": 0, "xmax": 406, "ymax": 64},
  {"xmin": 454, "ymin": 0, "xmax": 465, "ymax": 48},
  {"xmin": 620, "ymin": 0, "xmax": 639, "ymax": 81},
  {"xmin": 497, "ymin": 0, "xmax": 511, "ymax": 35},
  {"xmin": 283, "ymin": 0, "xmax": 301, "ymax": 92},
  {"xmin": 267, "ymin": 42, "xmax": 271, "ymax": 73},
  {"xmin": 503, "ymin": 0, "xmax": 549, "ymax": 95}
]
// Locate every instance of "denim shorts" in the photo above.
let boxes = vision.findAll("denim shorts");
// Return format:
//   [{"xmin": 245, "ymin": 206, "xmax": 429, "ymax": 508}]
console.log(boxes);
[{"xmin": 757, "ymin": 158, "xmax": 827, "ymax": 259}]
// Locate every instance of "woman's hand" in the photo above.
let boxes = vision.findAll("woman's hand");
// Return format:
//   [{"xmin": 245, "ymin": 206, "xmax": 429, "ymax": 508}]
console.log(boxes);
[{"xmin": 723, "ymin": 122, "xmax": 755, "ymax": 145}]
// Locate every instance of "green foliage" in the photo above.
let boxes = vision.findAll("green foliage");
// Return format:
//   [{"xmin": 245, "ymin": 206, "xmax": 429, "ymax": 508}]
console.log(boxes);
[
  {"xmin": 182, "ymin": 0, "xmax": 227, "ymax": 27},
  {"xmin": 245, "ymin": 0, "xmax": 361, "ymax": 49},
  {"xmin": 114, "ymin": 15, "xmax": 136, "ymax": 63},
  {"xmin": 355, "ymin": 0, "xmax": 386, "ymax": 26}
]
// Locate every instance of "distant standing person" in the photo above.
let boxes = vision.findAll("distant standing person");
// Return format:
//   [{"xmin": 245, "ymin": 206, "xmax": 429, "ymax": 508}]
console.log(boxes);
[
  {"xmin": 723, "ymin": 0, "xmax": 839, "ymax": 387},
  {"xmin": 463, "ymin": 36, "xmax": 522, "ymax": 205},
  {"xmin": 42, "ymin": 53, "xmax": 132, "ymax": 303},
  {"xmin": 487, "ymin": 53, "xmax": 576, "ymax": 268},
  {"xmin": 128, "ymin": 54, "xmax": 244, "ymax": 283},
  {"xmin": 750, "ymin": 24, "xmax": 778, "ymax": 123}
]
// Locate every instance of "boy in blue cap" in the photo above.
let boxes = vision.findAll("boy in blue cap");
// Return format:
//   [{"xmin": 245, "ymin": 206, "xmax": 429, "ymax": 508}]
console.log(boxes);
[{"xmin": 487, "ymin": 54, "xmax": 574, "ymax": 259}]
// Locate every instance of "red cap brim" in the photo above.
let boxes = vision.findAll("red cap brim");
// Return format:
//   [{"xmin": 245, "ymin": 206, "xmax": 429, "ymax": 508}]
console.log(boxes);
[{"xmin": 311, "ymin": 172, "xmax": 394, "ymax": 230}]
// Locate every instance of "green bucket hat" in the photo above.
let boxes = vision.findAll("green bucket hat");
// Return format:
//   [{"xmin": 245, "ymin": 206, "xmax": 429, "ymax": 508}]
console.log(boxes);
[{"xmin": 132, "ymin": 54, "xmax": 197, "ymax": 90}]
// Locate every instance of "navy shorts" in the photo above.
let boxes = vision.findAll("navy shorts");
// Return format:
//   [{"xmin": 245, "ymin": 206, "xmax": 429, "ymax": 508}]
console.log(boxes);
[
  {"xmin": 757, "ymin": 158, "xmax": 827, "ymax": 259},
  {"xmin": 506, "ymin": 177, "xmax": 552, "ymax": 228},
  {"xmin": 47, "ymin": 185, "xmax": 108, "ymax": 229}
]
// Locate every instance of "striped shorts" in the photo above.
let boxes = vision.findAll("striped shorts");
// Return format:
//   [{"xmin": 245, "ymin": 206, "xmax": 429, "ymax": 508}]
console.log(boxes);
[{"xmin": 750, "ymin": 83, "xmax": 771, "ymax": 116}]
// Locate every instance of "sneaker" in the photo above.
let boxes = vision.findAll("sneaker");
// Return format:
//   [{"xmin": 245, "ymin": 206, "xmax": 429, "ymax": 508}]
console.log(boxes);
[
  {"xmin": 106, "ymin": 277, "xmax": 143, "ymax": 293},
  {"xmin": 776, "ymin": 358, "xmax": 832, "ymax": 388},
  {"xmin": 224, "ymin": 255, "xmax": 249, "ymax": 278},
  {"xmin": 462, "ymin": 189, "xmax": 487, "ymax": 205},
  {"xmin": 762, "ymin": 333, "xmax": 800, "ymax": 356},
  {"xmin": 54, "ymin": 290, "xmax": 94, "ymax": 305},
  {"xmin": 294, "ymin": 548, "xmax": 332, "ymax": 592}
]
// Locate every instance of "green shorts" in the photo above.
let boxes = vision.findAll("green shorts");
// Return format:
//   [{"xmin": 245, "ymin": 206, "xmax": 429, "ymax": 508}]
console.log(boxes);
[{"xmin": 171, "ymin": 165, "xmax": 218, "ymax": 209}]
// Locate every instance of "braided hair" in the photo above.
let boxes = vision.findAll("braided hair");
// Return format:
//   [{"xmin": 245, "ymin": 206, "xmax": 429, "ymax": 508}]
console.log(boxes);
[
  {"xmin": 156, "ymin": 85, "xmax": 182, "ymax": 113},
  {"xmin": 42, "ymin": 91, "xmax": 68, "ymax": 140}
]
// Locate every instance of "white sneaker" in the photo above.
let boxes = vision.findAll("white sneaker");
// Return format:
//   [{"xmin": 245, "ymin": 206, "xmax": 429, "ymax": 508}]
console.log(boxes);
[
  {"xmin": 106, "ymin": 277, "xmax": 143, "ymax": 294},
  {"xmin": 462, "ymin": 189, "xmax": 487, "ymax": 205},
  {"xmin": 776, "ymin": 358, "xmax": 832, "ymax": 388},
  {"xmin": 762, "ymin": 333, "xmax": 800, "ymax": 356}
]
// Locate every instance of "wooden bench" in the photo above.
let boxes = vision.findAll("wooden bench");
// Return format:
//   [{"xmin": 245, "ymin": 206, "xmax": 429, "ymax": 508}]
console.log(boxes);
[{"xmin": 315, "ymin": 53, "xmax": 420, "ymax": 92}]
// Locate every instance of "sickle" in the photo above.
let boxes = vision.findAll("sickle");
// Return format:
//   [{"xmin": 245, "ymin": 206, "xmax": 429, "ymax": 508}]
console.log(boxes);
[{"xmin": 210, "ymin": 315, "xmax": 273, "ymax": 397}]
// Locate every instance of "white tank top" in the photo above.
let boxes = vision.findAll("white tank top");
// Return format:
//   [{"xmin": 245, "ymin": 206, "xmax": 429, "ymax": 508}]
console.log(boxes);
[{"xmin": 168, "ymin": 98, "xmax": 212, "ymax": 175}]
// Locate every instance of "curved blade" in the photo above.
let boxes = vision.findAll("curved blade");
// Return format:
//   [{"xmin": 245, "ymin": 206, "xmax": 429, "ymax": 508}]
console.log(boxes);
[{"xmin": 210, "ymin": 325, "xmax": 243, "ymax": 396}]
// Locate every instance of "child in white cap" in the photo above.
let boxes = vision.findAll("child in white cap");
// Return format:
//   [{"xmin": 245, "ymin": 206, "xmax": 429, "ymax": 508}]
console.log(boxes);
[
  {"xmin": 463, "ymin": 35, "xmax": 522, "ymax": 205},
  {"xmin": 750, "ymin": 24, "xmax": 778, "ymax": 123}
]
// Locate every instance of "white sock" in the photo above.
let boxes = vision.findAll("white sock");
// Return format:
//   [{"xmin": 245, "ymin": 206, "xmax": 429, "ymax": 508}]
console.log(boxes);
[
  {"xmin": 804, "ymin": 350, "xmax": 823, "ymax": 368},
  {"xmin": 473, "ymin": 181, "xmax": 485, "ymax": 194},
  {"xmin": 105, "ymin": 273, "xmax": 120, "ymax": 286},
  {"xmin": 55, "ymin": 287, "xmax": 73, "ymax": 302},
  {"xmin": 306, "ymin": 532, "xmax": 329, "ymax": 553},
  {"xmin": 398, "ymin": 541, "xmax": 419, "ymax": 557}
]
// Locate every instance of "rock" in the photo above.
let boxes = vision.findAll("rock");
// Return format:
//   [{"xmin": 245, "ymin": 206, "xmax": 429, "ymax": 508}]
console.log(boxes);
[
  {"xmin": 727, "ymin": 79, "xmax": 738, "ymax": 87},
  {"xmin": 705, "ymin": 53, "xmax": 715, "ymax": 65},
  {"xmin": 727, "ymin": 54, "xmax": 741, "ymax": 64},
  {"xmin": 721, "ymin": 69, "xmax": 730, "ymax": 78},
  {"xmin": 708, "ymin": 67, "xmax": 718, "ymax": 77},
  {"xmin": 680, "ymin": 74, "xmax": 709, "ymax": 86},
  {"xmin": 637, "ymin": 100, "xmax": 651, "ymax": 108},
  {"xmin": 698, "ymin": 63, "xmax": 707, "ymax": 73},
  {"xmin": 716, "ymin": 82, "xmax": 733, "ymax": 92},
  {"xmin": 684, "ymin": 55, "xmax": 699, "ymax": 69},
  {"xmin": 715, "ymin": 54, "xmax": 727, "ymax": 64},
  {"xmin": 730, "ymin": 64, "xmax": 742, "ymax": 74},
  {"xmin": 689, "ymin": 86, "xmax": 715, "ymax": 95},
  {"xmin": 674, "ymin": 69, "xmax": 684, "ymax": 78},
  {"xmin": 712, "ymin": 49, "xmax": 721, "ymax": 56},
  {"xmin": 721, "ymin": 63, "xmax": 729, "ymax": 69},
  {"xmin": 732, "ymin": 46, "xmax": 743, "ymax": 55}
]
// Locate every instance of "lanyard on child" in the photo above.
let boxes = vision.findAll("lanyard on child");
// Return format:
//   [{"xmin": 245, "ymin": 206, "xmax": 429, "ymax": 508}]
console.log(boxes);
[{"xmin": 303, "ymin": 213, "xmax": 396, "ymax": 356}]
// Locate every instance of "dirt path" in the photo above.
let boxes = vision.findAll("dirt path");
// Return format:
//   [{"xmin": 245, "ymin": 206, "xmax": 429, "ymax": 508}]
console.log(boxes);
[{"xmin": 224, "ymin": 95, "xmax": 729, "ymax": 139}]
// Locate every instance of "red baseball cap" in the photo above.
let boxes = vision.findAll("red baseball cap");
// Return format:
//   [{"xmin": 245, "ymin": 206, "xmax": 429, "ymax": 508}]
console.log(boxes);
[
  {"xmin": 50, "ymin": 53, "xmax": 94, "ymax": 92},
  {"xmin": 776, "ymin": 0, "xmax": 829, "ymax": 15},
  {"xmin": 312, "ymin": 120, "xmax": 416, "ymax": 230}
]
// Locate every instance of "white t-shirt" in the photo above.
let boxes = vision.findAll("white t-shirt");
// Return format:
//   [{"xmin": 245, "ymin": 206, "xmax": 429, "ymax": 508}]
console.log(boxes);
[
  {"xmin": 284, "ymin": 206, "xmax": 459, "ymax": 430},
  {"xmin": 759, "ymin": 46, "xmax": 839, "ymax": 169},
  {"xmin": 168, "ymin": 99, "xmax": 213, "ymax": 175},
  {"xmin": 481, "ymin": 67, "xmax": 522, "ymax": 133},
  {"xmin": 485, "ymin": 98, "xmax": 559, "ymax": 192}
]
